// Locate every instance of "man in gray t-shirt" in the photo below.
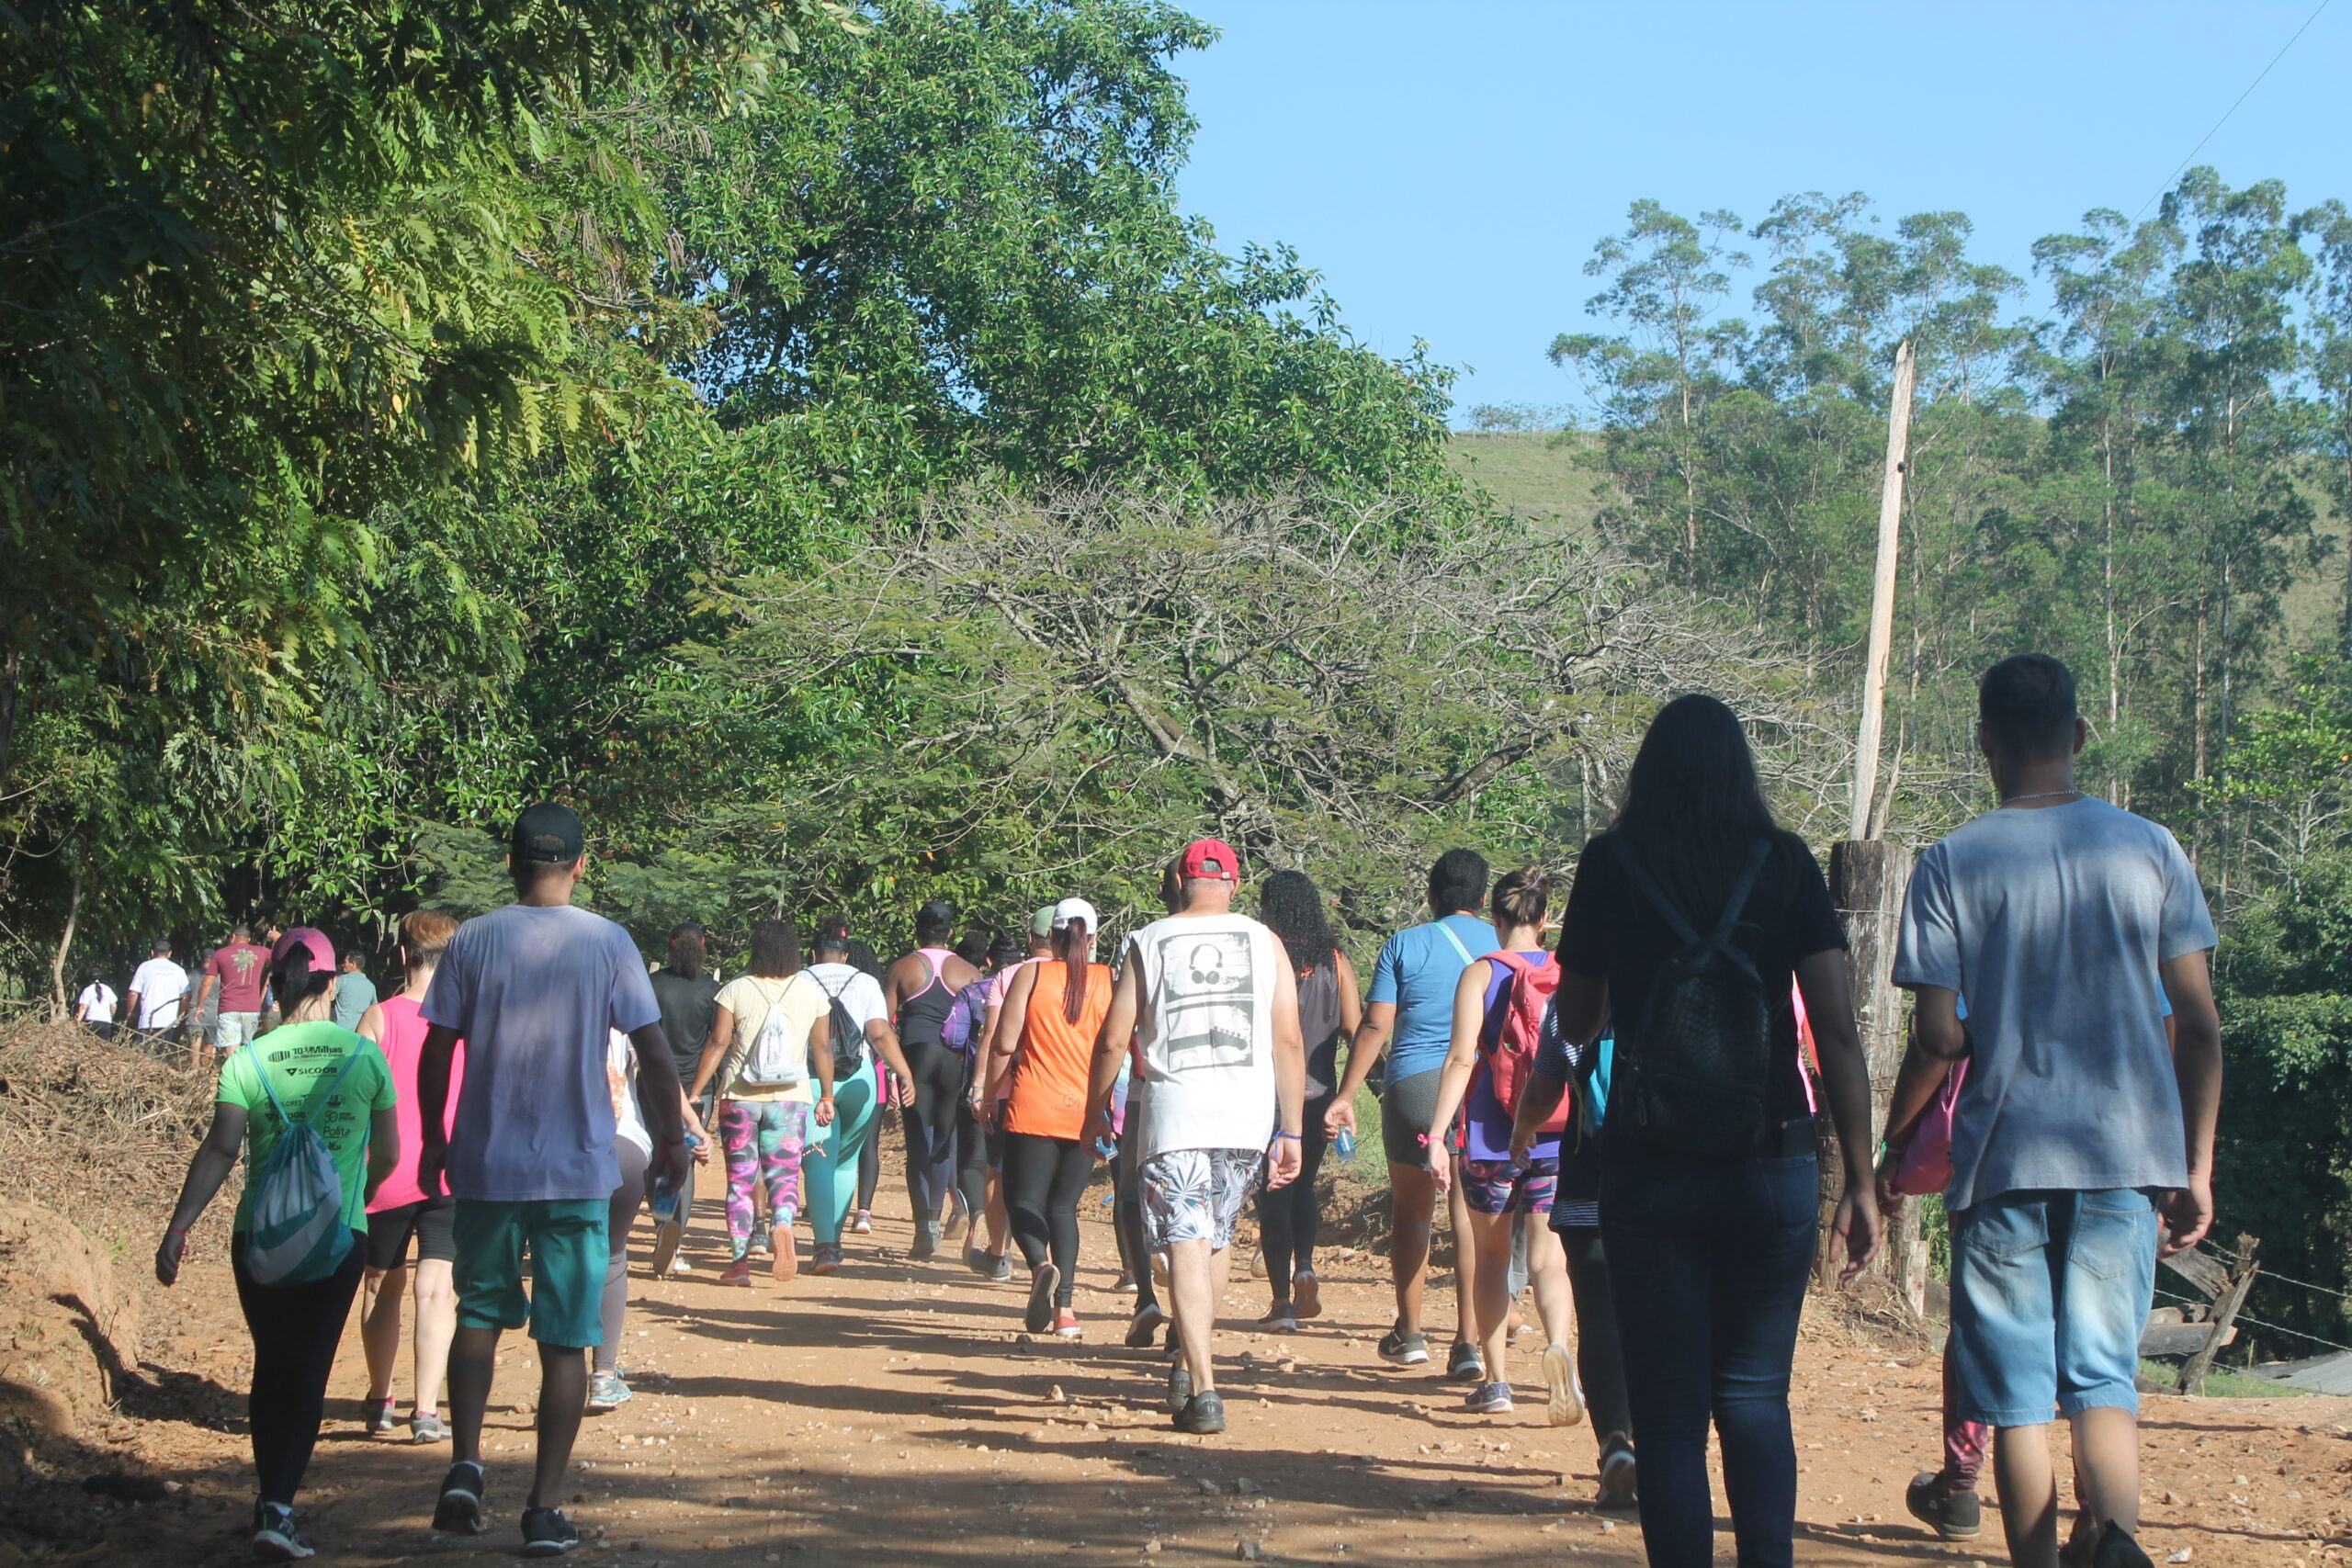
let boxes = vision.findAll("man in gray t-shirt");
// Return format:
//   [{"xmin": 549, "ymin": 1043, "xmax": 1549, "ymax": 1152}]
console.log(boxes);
[{"xmin": 1883, "ymin": 655, "xmax": 2222, "ymax": 1568}]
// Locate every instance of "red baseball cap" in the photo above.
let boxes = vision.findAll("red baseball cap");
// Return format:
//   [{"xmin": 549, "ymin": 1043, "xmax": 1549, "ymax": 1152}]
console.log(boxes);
[{"xmin": 1179, "ymin": 837, "xmax": 1241, "ymax": 883}]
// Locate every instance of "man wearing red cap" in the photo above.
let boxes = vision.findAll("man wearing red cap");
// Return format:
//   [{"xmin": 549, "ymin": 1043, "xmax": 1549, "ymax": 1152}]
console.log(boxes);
[{"xmin": 1088, "ymin": 837, "xmax": 1306, "ymax": 1434}]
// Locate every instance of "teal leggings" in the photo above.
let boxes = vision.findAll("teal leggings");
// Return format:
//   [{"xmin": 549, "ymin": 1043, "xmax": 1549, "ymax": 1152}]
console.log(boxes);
[{"xmin": 803, "ymin": 1057, "xmax": 878, "ymax": 1246}]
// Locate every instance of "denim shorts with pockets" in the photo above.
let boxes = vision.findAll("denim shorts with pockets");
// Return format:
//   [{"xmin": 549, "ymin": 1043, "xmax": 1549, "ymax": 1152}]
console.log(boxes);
[{"xmin": 1949, "ymin": 1187, "xmax": 2158, "ymax": 1427}]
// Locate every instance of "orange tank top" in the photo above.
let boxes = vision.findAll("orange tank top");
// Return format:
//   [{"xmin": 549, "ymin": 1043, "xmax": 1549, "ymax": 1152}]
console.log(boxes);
[{"xmin": 1004, "ymin": 961, "xmax": 1113, "ymax": 1141}]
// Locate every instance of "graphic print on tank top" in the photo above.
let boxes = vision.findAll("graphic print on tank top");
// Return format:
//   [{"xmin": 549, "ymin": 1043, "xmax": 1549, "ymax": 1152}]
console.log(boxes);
[{"xmin": 1153, "ymin": 930, "xmax": 1258, "ymax": 1068}]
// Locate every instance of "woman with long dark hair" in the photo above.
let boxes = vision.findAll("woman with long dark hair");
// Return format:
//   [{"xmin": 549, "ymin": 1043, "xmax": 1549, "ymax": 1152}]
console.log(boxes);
[
  {"xmin": 1251, "ymin": 869, "xmax": 1360, "ymax": 1330},
  {"xmin": 156, "ymin": 932, "xmax": 398, "ymax": 1560},
  {"xmin": 1548, "ymin": 694, "xmax": 1881, "ymax": 1568},
  {"xmin": 987, "ymin": 897, "xmax": 1114, "ymax": 1338}
]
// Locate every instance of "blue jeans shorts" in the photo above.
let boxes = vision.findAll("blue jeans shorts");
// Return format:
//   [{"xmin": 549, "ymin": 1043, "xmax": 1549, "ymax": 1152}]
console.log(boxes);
[{"xmin": 1949, "ymin": 1187, "xmax": 2158, "ymax": 1427}]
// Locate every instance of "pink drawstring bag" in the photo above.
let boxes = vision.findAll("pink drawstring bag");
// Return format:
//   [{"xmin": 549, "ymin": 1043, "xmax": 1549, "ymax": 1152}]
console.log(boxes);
[{"xmin": 1889, "ymin": 1059, "xmax": 1968, "ymax": 1197}]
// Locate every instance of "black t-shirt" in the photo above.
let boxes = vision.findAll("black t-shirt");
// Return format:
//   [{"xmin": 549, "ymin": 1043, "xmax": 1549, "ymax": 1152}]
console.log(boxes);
[
  {"xmin": 649, "ymin": 967, "xmax": 721, "ymax": 1079},
  {"xmin": 1555, "ymin": 829, "xmax": 1846, "ymax": 1126}
]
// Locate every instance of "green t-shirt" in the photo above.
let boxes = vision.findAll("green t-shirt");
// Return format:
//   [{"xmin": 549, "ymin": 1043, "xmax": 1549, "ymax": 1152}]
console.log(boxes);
[{"xmin": 217, "ymin": 1021, "xmax": 396, "ymax": 1234}]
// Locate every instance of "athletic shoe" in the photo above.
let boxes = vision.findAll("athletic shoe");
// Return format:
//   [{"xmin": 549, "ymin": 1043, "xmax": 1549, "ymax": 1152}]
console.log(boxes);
[
  {"xmin": 771, "ymin": 1224, "xmax": 798, "ymax": 1282},
  {"xmin": 942, "ymin": 1201, "xmax": 967, "ymax": 1242},
  {"xmin": 748, "ymin": 1228, "xmax": 772, "ymax": 1258},
  {"xmin": 587, "ymin": 1371, "xmax": 632, "ymax": 1413},
  {"xmin": 1025, "ymin": 1264, "xmax": 1060, "ymax": 1334},
  {"xmin": 910, "ymin": 1221, "xmax": 937, "ymax": 1262},
  {"xmin": 1596, "ymin": 1437, "xmax": 1638, "ymax": 1512},
  {"xmin": 852, "ymin": 1210, "xmax": 873, "ymax": 1234},
  {"xmin": 1465, "ymin": 1380, "xmax": 1514, "ymax": 1415},
  {"xmin": 963, "ymin": 1240, "xmax": 995, "ymax": 1278},
  {"xmin": 1126, "ymin": 1303, "xmax": 1166, "ymax": 1349},
  {"xmin": 810, "ymin": 1244, "xmax": 842, "ymax": 1276},
  {"xmin": 410, "ymin": 1410, "xmax": 450, "ymax": 1445},
  {"xmin": 1376, "ymin": 1329, "xmax": 1430, "ymax": 1367},
  {"xmin": 2090, "ymin": 1521, "xmax": 2154, "ymax": 1568},
  {"xmin": 1542, "ymin": 1343, "xmax": 1585, "ymax": 1427},
  {"xmin": 649, "ymin": 1211, "xmax": 684, "ymax": 1278},
  {"xmin": 432, "ymin": 1461, "xmax": 485, "ymax": 1535},
  {"xmin": 987, "ymin": 1250, "xmax": 1012, "ymax": 1282},
  {"xmin": 1905, "ymin": 1472, "xmax": 1981, "ymax": 1542},
  {"xmin": 520, "ymin": 1506, "xmax": 580, "ymax": 1557},
  {"xmin": 253, "ymin": 1502, "xmax": 315, "ymax": 1561},
  {"xmin": 1052, "ymin": 1310, "xmax": 1082, "ymax": 1340},
  {"xmin": 2061, "ymin": 1531, "xmax": 2096, "ymax": 1568},
  {"xmin": 1172, "ymin": 1390, "xmax": 1227, "ymax": 1435},
  {"xmin": 663, "ymin": 1255, "xmax": 694, "ymax": 1278},
  {"xmin": 364, "ymin": 1395, "xmax": 400, "ymax": 1437},
  {"xmin": 1291, "ymin": 1270, "xmax": 1323, "ymax": 1320},
  {"xmin": 1258, "ymin": 1305, "xmax": 1299, "ymax": 1334},
  {"xmin": 718, "ymin": 1257, "xmax": 753, "ymax": 1288},
  {"xmin": 1111, "ymin": 1270, "xmax": 1137, "ymax": 1293},
  {"xmin": 1447, "ymin": 1340, "xmax": 1485, "ymax": 1382}
]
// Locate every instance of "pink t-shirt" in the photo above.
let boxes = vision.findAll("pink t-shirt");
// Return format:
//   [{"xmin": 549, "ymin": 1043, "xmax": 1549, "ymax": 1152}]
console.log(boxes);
[{"xmin": 367, "ymin": 994, "xmax": 466, "ymax": 1212}]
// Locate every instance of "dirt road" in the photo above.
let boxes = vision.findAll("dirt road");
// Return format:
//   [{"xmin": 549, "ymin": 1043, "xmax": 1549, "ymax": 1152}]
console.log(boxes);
[{"xmin": 37, "ymin": 1193, "xmax": 2352, "ymax": 1568}]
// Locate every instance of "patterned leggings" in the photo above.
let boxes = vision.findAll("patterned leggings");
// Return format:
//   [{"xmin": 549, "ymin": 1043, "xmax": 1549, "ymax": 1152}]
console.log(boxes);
[{"xmin": 719, "ymin": 1100, "xmax": 808, "ymax": 1258}]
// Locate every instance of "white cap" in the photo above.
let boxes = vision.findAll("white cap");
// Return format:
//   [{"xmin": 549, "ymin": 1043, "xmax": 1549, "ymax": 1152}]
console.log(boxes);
[{"xmin": 1050, "ymin": 897, "xmax": 1099, "ymax": 931}]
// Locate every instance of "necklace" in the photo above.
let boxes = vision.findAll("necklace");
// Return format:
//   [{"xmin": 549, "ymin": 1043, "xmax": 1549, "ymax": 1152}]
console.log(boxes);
[{"xmin": 1999, "ymin": 789, "xmax": 2082, "ymax": 807}]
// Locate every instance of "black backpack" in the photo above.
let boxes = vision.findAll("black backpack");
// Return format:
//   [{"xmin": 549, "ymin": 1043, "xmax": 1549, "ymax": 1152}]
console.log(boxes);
[
  {"xmin": 1607, "ymin": 837, "xmax": 1776, "ymax": 1157},
  {"xmin": 811, "ymin": 970, "xmax": 867, "ymax": 1079}
]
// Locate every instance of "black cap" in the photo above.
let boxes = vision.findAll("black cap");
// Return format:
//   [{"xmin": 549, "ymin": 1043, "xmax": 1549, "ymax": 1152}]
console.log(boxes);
[{"xmin": 510, "ymin": 801, "xmax": 585, "ymax": 865}]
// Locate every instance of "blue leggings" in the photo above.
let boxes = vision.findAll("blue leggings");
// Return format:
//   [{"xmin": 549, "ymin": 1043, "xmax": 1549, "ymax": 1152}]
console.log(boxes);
[{"xmin": 803, "ymin": 1058, "xmax": 878, "ymax": 1245}]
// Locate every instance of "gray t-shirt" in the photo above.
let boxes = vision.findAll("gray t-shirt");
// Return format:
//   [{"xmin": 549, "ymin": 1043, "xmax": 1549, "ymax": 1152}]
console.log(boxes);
[
  {"xmin": 332, "ymin": 968, "xmax": 378, "ymax": 1032},
  {"xmin": 1893, "ymin": 796, "xmax": 2217, "ymax": 1212},
  {"xmin": 422, "ymin": 903, "xmax": 662, "ymax": 1202}
]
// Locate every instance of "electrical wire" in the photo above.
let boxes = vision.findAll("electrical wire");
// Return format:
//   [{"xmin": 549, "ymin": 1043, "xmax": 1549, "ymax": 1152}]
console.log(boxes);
[{"xmin": 2132, "ymin": 0, "xmax": 2334, "ymax": 221}]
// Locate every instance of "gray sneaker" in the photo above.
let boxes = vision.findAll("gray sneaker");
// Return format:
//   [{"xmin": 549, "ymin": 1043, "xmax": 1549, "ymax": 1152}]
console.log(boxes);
[
  {"xmin": 1446, "ymin": 1340, "xmax": 1485, "ymax": 1382},
  {"xmin": 409, "ymin": 1409, "xmax": 450, "ymax": 1445}
]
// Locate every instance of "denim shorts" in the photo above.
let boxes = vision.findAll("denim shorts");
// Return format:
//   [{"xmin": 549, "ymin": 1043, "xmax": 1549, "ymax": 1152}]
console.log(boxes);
[{"xmin": 1949, "ymin": 1187, "xmax": 2158, "ymax": 1427}]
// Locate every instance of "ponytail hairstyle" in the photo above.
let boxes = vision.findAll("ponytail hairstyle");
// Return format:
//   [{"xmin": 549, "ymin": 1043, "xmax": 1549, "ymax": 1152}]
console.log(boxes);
[
  {"xmin": 1490, "ymin": 865, "xmax": 1551, "ymax": 933},
  {"xmin": 914, "ymin": 899, "xmax": 955, "ymax": 948},
  {"xmin": 1056, "ymin": 916, "xmax": 1095, "ymax": 1024},
  {"xmin": 272, "ymin": 942, "xmax": 334, "ymax": 1021},
  {"xmin": 400, "ymin": 908, "xmax": 460, "ymax": 975}
]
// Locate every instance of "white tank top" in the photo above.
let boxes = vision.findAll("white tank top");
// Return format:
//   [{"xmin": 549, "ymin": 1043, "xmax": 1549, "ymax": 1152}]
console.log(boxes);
[{"xmin": 1126, "ymin": 912, "xmax": 1281, "ymax": 1162}]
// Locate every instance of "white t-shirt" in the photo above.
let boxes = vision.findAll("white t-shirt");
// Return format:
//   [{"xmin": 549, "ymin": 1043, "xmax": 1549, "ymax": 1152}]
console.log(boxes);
[
  {"xmin": 606, "ymin": 1030, "xmax": 651, "ymax": 1157},
  {"xmin": 78, "ymin": 983, "xmax": 118, "ymax": 1024},
  {"xmin": 803, "ymin": 963, "xmax": 888, "ymax": 1067},
  {"xmin": 1125, "ymin": 913, "xmax": 1282, "ymax": 1161},
  {"xmin": 129, "ymin": 958, "xmax": 190, "ymax": 1029}
]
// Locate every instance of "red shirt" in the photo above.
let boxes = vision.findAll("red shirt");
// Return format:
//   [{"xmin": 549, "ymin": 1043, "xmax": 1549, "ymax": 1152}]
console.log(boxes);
[{"xmin": 206, "ymin": 941, "xmax": 272, "ymax": 1014}]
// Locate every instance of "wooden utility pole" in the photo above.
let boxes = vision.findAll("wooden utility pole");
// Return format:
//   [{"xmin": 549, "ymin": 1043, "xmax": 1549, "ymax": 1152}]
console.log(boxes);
[
  {"xmin": 1849, "ymin": 338, "xmax": 1917, "ymax": 840},
  {"xmin": 2178, "ymin": 1235, "xmax": 2261, "ymax": 1394}
]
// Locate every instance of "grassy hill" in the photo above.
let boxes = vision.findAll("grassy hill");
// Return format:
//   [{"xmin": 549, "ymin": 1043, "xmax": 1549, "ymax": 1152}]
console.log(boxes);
[{"xmin": 1444, "ymin": 430, "xmax": 1602, "ymax": 536}]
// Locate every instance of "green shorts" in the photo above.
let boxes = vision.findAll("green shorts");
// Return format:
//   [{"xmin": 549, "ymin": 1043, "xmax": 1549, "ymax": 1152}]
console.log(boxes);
[{"xmin": 451, "ymin": 1198, "xmax": 608, "ymax": 1349}]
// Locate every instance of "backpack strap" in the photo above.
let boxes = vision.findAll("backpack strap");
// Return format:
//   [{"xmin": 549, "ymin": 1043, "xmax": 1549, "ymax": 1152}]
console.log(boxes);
[
  {"xmin": 1484, "ymin": 949, "xmax": 1532, "ymax": 976},
  {"xmin": 1435, "ymin": 920, "xmax": 1476, "ymax": 965},
  {"xmin": 1708, "ymin": 840, "xmax": 1775, "ymax": 949},
  {"xmin": 1608, "ymin": 837, "xmax": 1702, "ymax": 947}
]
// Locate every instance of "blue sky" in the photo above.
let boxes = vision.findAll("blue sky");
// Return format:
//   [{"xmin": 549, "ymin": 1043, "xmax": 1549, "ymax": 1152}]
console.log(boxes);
[{"xmin": 1170, "ymin": 1, "xmax": 2350, "ymax": 423}]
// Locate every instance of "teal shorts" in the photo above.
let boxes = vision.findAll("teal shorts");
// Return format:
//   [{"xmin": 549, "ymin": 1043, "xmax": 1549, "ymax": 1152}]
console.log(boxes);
[{"xmin": 452, "ymin": 1198, "xmax": 608, "ymax": 1349}]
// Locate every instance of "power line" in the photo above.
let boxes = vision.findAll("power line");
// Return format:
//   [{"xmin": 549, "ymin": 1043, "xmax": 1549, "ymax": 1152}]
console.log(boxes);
[{"xmin": 2132, "ymin": 0, "xmax": 2334, "ymax": 222}]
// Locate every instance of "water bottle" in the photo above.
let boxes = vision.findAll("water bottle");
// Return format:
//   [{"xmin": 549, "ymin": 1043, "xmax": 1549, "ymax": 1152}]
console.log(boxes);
[
  {"xmin": 1334, "ymin": 1125, "xmax": 1357, "ymax": 1163},
  {"xmin": 649, "ymin": 1133, "xmax": 703, "ymax": 1220}
]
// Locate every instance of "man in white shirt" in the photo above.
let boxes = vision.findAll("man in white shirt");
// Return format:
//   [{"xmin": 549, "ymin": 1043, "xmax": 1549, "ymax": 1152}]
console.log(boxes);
[
  {"xmin": 1088, "ymin": 837, "xmax": 1305, "ymax": 1435},
  {"xmin": 127, "ymin": 940, "xmax": 192, "ymax": 1043}
]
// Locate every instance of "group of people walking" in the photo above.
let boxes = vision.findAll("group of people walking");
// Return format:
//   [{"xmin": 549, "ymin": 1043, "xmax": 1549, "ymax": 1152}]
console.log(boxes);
[{"xmin": 147, "ymin": 654, "xmax": 2222, "ymax": 1568}]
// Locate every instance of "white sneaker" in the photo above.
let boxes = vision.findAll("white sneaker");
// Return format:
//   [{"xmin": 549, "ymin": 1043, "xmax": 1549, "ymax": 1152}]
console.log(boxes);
[{"xmin": 1543, "ymin": 1344, "xmax": 1585, "ymax": 1427}]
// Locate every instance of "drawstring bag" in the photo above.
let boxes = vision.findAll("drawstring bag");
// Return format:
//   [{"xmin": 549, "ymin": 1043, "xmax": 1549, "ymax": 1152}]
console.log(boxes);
[{"xmin": 242, "ymin": 1046, "xmax": 366, "ymax": 1287}]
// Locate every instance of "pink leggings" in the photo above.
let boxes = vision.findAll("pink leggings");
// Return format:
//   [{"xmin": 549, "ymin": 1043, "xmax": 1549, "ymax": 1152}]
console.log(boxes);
[
  {"xmin": 1942, "ymin": 1341, "xmax": 1990, "ymax": 1486},
  {"xmin": 718, "ymin": 1100, "xmax": 808, "ymax": 1258}
]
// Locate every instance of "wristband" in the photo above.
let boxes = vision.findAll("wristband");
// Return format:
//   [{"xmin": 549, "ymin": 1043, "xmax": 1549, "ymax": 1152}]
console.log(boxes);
[{"xmin": 1271, "ymin": 1131, "xmax": 1301, "ymax": 1142}]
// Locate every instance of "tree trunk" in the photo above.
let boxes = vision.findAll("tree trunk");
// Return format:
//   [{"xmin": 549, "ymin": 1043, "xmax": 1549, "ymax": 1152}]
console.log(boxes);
[
  {"xmin": 1816, "ymin": 839, "xmax": 1919, "ymax": 1308},
  {"xmin": 48, "ymin": 870, "xmax": 81, "ymax": 1024}
]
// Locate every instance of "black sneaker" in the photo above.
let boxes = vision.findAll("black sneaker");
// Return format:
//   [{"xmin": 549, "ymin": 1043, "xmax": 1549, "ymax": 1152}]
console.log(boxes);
[
  {"xmin": 910, "ymin": 1221, "xmax": 937, "ymax": 1262},
  {"xmin": 1025, "ymin": 1263, "xmax": 1060, "ymax": 1334},
  {"xmin": 521, "ymin": 1506, "xmax": 580, "ymax": 1557},
  {"xmin": 1258, "ymin": 1304, "xmax": 1299, "ymax": 1334},
  {"xmin": 1905, "ymin": 1472, "xmax": 1982, "ymax": 1542},
  {"xmin": 1125, "ymin": 1303, "xmax": 1166, "ymax": 1349},
  {"xmin": 432, "ymin": 1460, "xmax": 485, "ymax": 1535},
  {"xmin": 988, "ymin": 1250, "xmax": 1012, "ymax": 1282},
  {"xmin": 1446, "ymin": 1340, "xmax": 1485, "ymax": 1382},
  {"xmin": 2090, "ymin": 1521, "xmax": 2154, "ymax": 1568},
  {"xmin": 1172, "ymin": 1390, "xmax": 1227, "ymax": 1434},
  {"xmin": 1376, "ymin": 1329, "xmax": 1429, "ymax": 1366},
  {"xmin": 252, "ymin": 1501, "xmax": 316, "ymax": 1561},
  {"xmin": 1167, "ymin": 1361, "xmax": 1193, "ymax": 1415},
  {"xmin": 1596, "ymin": 1437, "xmax": 1638, "ymax": 1512}
]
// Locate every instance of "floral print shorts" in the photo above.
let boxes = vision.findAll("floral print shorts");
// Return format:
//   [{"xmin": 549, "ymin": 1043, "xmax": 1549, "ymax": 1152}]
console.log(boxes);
[{"xmin": 1138, "ymin": 1147, "xmax": 1264, "ymax": 1250}]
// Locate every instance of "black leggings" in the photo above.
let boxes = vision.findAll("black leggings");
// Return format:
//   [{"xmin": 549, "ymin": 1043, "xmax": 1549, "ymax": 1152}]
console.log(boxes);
[
  {"xmin": 953, "ymin": 1081, "xmax": 989, "ymax": 1225},
  {"xmin": 1257, "ymin": 1091, "xmax": 1333, "ymax": 1293},
  {"xmin": 1003, "ymin": 1131, "xmax": 1093, "ymax": 1307},
  {"xmin": 232, "ymin": 1231, "xmax": 366, "ymax": 1506},
  {"xmin": 1560, "ymin": 1224, "xmax": 1634, "ymax": 1445},
  {"xmin": 899, "ymin": 1039, "xmax": 965, "ymax": 1224},
  {"xmin": 857, "ymin": 1104, "xmax": 880, "ymax": 1209}
]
